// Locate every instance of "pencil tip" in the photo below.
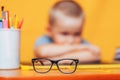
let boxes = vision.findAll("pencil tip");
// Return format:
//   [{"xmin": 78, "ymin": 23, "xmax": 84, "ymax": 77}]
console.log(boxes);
[{"xmin": 1, "ymin": 6, "xmax": 4, "ymax": 11}]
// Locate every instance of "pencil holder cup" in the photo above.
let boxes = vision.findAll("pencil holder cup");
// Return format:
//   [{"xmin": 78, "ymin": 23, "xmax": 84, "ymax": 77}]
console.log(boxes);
[{"xmin": 0, "ymin": 29, "xmax": 20, "ymax": 69}]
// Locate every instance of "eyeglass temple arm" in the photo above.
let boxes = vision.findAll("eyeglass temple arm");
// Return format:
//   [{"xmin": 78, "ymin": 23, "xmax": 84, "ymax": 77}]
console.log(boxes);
[
  {"xmin": 70, "ymin": 60, "xmax": 78, "ymax": 65},
  {"xmin": 39, "ymin": 61, "xmax": 44, "ymax": 65}
]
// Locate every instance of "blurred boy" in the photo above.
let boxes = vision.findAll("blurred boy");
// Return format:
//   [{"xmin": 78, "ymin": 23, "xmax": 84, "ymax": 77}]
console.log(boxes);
[{"xmin": 34, "ymin": 0, "xmax": 101, "ymax": 63}]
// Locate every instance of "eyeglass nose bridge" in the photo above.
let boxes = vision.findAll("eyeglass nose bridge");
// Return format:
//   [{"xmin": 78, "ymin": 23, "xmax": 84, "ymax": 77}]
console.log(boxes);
[
  {"xmin": 51, "ymin": 60, "xmax": 58, "ymax": 65},
  {"xmin": 50, "ymin": 61, "xmax": 60, "ymax": 71}
]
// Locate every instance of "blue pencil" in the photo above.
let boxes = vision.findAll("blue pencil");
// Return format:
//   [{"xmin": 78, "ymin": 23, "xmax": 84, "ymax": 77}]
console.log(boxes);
[{"xmin": 0, "ymin": 19, "xmax": 2, "ymax": 28}]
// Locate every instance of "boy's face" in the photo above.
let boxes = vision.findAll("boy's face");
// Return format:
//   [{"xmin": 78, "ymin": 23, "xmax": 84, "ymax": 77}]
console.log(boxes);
[{"xmin": 49, "ymin": 16, "xmax": 84, "ymax": 45}]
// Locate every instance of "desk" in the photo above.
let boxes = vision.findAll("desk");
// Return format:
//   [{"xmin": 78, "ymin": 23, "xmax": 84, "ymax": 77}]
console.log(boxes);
[{"xmin": 0, "ymin": 68, "xmax": 120, "ymax": 80}]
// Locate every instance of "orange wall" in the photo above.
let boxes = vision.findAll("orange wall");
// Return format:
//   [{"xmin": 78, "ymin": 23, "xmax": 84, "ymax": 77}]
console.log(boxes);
[{"xmin": 0, "ymin": 0, "xmax": 120, "ymax": 63}]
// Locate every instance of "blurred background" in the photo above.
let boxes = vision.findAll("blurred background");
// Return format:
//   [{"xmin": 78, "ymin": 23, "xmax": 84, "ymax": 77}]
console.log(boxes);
[{"xmin": 0, "ymin": 0, "xmax": 120, "ymax": 64}]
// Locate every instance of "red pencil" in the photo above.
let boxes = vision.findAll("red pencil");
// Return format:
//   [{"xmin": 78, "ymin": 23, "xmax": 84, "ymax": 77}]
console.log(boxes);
[{"xmin": 18, "ymin": 18, "xmax": 23, "ymax": 29}]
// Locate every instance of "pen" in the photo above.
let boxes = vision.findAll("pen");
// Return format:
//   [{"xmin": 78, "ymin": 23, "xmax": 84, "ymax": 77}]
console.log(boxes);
[{"xmin": 5, "ymin": 11, "xmax": 10, "ymax": 28}]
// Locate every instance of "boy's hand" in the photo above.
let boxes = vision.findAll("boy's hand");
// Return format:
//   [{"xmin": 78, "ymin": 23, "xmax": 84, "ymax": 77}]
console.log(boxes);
[{"xmin": 77, "ymin": 44, "xmax": 101, "ymax": 58}]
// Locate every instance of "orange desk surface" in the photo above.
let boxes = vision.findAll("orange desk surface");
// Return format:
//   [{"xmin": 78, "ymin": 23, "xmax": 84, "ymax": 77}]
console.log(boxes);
[{"xmin": 0, "ymin": 68, "xmax": 120, "ymax": 80}]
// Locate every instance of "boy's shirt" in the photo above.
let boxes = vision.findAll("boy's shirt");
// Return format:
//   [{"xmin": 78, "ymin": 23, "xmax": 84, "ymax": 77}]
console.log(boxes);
[{"xmin": 35, "ymin": 35, "xmax": 89, "ymax": 48}]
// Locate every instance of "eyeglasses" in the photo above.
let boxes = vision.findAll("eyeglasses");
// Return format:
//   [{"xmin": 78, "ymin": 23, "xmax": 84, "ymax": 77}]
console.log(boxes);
[{"xmin": 32, "ymin": 58, "xmax": 79, "ymax": 74}]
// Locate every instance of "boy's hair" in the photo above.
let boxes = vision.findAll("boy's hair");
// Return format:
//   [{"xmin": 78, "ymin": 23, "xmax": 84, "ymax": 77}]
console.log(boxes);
[{"xmin": 49, "ymin": 0, "xmax": 84, "ymax": 25}]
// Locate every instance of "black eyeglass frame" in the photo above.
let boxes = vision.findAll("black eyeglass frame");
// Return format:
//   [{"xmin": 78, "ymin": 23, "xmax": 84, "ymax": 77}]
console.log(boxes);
[{"xmin": 32, "ymin": 58, "xmax": 79, "ymax": 74}]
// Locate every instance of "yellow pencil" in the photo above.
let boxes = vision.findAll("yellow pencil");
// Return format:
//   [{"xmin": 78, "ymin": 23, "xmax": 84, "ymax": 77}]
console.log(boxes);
[
  {"xmin": 9, "ymin": 17, "xmax": 12, "ymax": 27},
  {"xmin": 14, "ymin": 15, "xmax": 18, "ymax": 29}
]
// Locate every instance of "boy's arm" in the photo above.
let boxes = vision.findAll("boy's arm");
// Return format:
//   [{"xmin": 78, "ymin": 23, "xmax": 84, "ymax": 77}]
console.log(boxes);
[
  {"xmin": 34, "ymin": 44, "xmax": 100, "ymax": 60},
  {"xmin": 35, "ymin": 44, "xmax": 79, "ymax": 58},
  {"xmin": 49, "ymin": 46, "xmax": 101, "ymax": 63}
]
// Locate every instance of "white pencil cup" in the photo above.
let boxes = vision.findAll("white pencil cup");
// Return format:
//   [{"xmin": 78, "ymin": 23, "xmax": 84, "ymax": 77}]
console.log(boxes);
[{"xmin": 0, "ymin": 29, "xmax": 20, "ymax": 69}]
